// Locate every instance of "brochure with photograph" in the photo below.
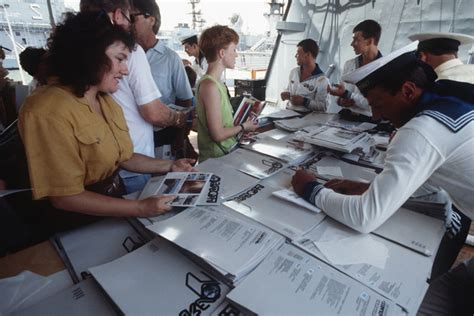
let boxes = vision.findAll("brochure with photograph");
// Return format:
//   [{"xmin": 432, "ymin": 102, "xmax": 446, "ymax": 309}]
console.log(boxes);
[
  {"xmin": 138, "ymin": 172, "xmax": 215, "ymax": 207},
  {"xmin": 232, "ymin": 96, "xmax": 265, "ymax": 126}
]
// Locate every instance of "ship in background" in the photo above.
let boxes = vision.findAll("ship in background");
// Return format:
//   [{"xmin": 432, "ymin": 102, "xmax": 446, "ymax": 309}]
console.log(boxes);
[
  {"xmin": 0, "ymin": 0, "xmax": 68, "ymax": 82},
  {"xmin": 161, "ymin": 0, "xmax": 285, "ymax": 81}
]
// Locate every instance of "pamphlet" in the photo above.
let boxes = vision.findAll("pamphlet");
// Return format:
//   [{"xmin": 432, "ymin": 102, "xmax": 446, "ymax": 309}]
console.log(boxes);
[
  {"xmin": 138, "ymin": 172, "xmax": 215, "ymax": 207},
  {"xmin": 271, "ymin": 188, "xmax": 321, "ymax": 213},
  {"xmin": 233, "ymin": 96, "xmax": 265, "ymax": 127}
]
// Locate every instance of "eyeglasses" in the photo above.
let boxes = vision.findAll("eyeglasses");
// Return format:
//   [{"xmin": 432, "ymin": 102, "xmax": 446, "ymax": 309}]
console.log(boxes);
[
  {"xmin": 130, "ymin": 12, "xmax": 151, "ymax": 23},
  {"xmin": 120, "ymin": 10, "xmax": 132, "ymax": 24}
]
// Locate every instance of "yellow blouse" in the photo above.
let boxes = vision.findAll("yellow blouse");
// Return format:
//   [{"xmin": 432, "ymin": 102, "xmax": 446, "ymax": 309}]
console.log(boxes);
[{"xmin": 19, "ymin": 85, "xmax": 133, "ymax": 199}]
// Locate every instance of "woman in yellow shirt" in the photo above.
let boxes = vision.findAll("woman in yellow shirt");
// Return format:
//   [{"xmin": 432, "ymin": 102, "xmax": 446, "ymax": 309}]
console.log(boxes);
[{"xmin": 19, "ymin": 12, "xmax": 194, "ymax": 218}]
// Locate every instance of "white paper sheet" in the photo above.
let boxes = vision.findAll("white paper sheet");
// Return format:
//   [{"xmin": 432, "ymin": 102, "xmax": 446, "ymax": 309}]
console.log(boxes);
[
  {"xmin": 147, "ymin": 205, "xmax": 284, "ymax": 282},
  {"xmin": 90, "ymin": 238, "xmax": 230, "ymax": 316},
  {"xmin": 314, "ymin": 234, "xmax": 389, "ymax": 269},
  {"xmin": 227, "ymin": 243, "xmax": 403, "ymax": 316},
  {"xmin": 294, "ymin": 217, "xmax": 431, "ymax": 313},
  {"xmin": 271, "ymin": 188, "xmax": 321, "ymax": 213},
  {"xmin": 316, "ymin": 166, "xmax": 343, "ymax": 177},
  {"xmin": 224, "ymin": 184, "xmax": 325, "ymax": 240},
  {"xmin": 196, "ymin": 157, "xmax": 259, "ymax": 200}
]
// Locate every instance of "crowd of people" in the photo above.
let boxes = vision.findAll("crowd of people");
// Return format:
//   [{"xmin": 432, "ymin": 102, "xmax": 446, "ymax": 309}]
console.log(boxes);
[{"xmin": 0, "ymin": 1, "xmax": 473, "ymax": 312}]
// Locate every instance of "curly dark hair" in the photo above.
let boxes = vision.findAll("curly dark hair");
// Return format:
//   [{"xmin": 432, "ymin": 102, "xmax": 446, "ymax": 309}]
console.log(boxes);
[{"xmin": 46, "ymin": 11, "xmax": 135, "ymax": 97}]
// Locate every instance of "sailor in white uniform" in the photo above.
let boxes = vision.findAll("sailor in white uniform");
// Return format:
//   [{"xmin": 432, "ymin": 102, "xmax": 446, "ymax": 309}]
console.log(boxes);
[
  {"xmin": 281, "ymin": 39, "xmax": 329, "ymax": 112},
  {"xmin": 409, "ymin": 32, "xmax": 474, "ymax": 84},
  {"xmin": 328, "ymin": 20, "xmax": 383, "ymax": 117},
  {"xmin": 292, "ymin": 42, "xmax": 474, "ymax": 235}
]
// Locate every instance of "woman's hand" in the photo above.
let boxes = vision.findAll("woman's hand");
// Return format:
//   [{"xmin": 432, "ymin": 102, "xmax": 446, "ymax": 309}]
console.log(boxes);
[
  {"xmin": 137, "ymin": 195, "xmax": 176, "ymax": 217},
  {"xmin": 242, "ymin": 119, "xmax": 259, "ymax": 133},
  {"xmin": 171, "ymin": 158, "xmax": 196, "ymax": 172}
]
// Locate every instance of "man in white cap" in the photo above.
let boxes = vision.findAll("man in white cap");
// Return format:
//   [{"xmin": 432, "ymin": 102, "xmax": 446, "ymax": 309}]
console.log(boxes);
[
  {"xmin": 409, "ymin": 32, "xmax": 474, "ymax": 83},
  {"xmin": 181, "ymin": 34, "xmax": 208, "ymax": 80}
]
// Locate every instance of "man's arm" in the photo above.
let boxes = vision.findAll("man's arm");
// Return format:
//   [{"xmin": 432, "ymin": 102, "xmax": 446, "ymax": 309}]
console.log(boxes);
[
  {"xmin": 138, "ymin": 99, "xmax": 184, "ymax": 127},
  {"xmin": 120, "ymin": 153, "xmax": 195, "ymax": 174},
  {"xmin": 294, "ymin": 128, "xmax": 444, "ymax": 233}
]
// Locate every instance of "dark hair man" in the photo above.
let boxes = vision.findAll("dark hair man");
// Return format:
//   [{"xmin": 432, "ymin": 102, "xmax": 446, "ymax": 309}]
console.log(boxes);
[
  {"xmin": 131, "ymin": 0, "xmax": 196, "ymax": 159},
  {"xmin": 280, "ymin": 38, "xmax": 330, "ymax": 112},
  {"xmin": 181, "ymin": 34, "xmax": 207, "ymax": 80},
  {"xmin": 328, "ymin": 19, "xmax": 382, "ymax": 117}
]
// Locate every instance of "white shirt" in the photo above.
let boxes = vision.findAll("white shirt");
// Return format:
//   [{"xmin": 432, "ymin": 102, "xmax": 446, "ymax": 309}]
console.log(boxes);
[
  {"xmin": 146, "ymin": 40, "xmax": 193, "ymax": 105},
  {"xmin": 435, "ymin": 58, "xmax": 474, "ymax": 84},
  {"xmin": 192, "ymin": 56, "xmax": 208, "ymax": 81},
  {"xmin": 313, "ymin": 115, "xmax": 474, "ymax": 233},
  {"xmin": 286, "ymin": 65, "xmax": 330, "ymax": 112},
  {"xmin": 340, "ymin": 56, "xmax": 373, "ymax": 116},
  {"xmin": 112, "ymin": 45, "xmax": 161, "ymax": 161}
]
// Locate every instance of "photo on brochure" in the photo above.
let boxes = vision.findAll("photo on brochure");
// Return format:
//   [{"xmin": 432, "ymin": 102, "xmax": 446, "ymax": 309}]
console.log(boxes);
[{"xmin": 139, "ymin": 172, "xmax": 214, "ymax": 207}]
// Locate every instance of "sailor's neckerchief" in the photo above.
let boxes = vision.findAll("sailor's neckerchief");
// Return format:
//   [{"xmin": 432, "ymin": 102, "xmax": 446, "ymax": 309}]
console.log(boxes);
[
  {"xmin": 299, "ymin": 63, "xmax": 325, "ymax": 81},
  {"xmin": 298, "ymin": 64, "xmax": 325, "ymax": 107},
  {"xmin": 356, "ymin": 50, "xmax": 383, "ymax": 69},
  {"xmin": 415, "ymin": 80, "xmax": 474, "ymax": 133}
]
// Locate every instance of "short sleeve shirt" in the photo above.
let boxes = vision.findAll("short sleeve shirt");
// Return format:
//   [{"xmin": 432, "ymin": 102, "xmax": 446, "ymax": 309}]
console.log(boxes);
[
  {"xmin": 146, "ymin": 40, "xmax": 193, "ymax": 105},
  {"xmin": 19, "ymin": 85, "xmax": 133, "ymax": 199}
]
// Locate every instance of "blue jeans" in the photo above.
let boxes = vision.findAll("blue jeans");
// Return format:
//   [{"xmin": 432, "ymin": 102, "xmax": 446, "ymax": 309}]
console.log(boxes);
[{"xmin": 122, "ymin": 174, "xmax": 151, "ymax": 194}]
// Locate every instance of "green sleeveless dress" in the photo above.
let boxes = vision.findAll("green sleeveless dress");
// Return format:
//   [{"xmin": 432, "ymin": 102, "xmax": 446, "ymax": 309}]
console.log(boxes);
[{"xmin": 196, "ymin": 75, "xmax": 237, "ymax": 162}]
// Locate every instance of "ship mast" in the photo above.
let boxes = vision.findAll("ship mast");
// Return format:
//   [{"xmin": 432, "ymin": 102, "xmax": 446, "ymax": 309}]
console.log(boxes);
[{"xmin": 188, "ymin": 0, "xmax": 205, "ymax": 30}]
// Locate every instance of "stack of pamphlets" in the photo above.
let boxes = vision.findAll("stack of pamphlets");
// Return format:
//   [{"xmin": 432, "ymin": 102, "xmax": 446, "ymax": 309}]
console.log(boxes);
[
  {"xmin": 10, "ymin": 279, "xmax": 115, "ymax": 316},
  {"xmin": 293, "ymin": 217, "xmax": 433, "ymax": 313},
  {"xmin": 302, "ymin": 154, "xmax": 378, "ymax": 183},
  {"xmin": 146, "ymin": 205, "xmax": 285, "ymax": 284},
  {"xmin": 138, "ymin": 172, "xmax": 218, "ymax": 206},
  {"xmin": 294, "ymin": 125, "xmax": 372, "ymax": 153},
  {"xmin": 223, "ymin": 183, "xmax": 325, "ymax": 240},
  {"xmin": 258, "ymin": 108, "xmax": 301, "ymax": 120},
  {"xmin": 195, "ymin": 157, "xmax": 259, "ymax": 201},
  {"xmin": 271, "ymin": 188, "xmax": 322, "ymax": 213},
  {"xmin": 274, "ymin": 112, "xmax": 337, "ymax": 132},
  {"xmin": 227, "ymin": 243, "xmax": 403, "ymax": 315},
  {"xmin": 52, "ymin": 218, "xmax": 147, "ymax": 283},
  {"xmin": 218, "ymin": 148, "xmax": 289, "ymax": 179},
  {"xmin": 89, "ymin": 238, "xmax": 230, "ymax": 315},
  {"xmin": 241, "ymin": 136, "xmax": 315, "ymax": 166}
]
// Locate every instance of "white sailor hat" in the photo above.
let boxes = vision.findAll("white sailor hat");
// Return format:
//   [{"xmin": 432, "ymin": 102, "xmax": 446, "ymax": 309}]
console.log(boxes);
[
  {"xmin": 342, "ymin": 41, "xmax": 419, "ymax": 93},
  {"xmin": 409, "ymin": 32, "xmax": 474, "ymax": 52},
  {"xmin": 180, "ymin": 33, "xmax": 198, "ymax": 45}
]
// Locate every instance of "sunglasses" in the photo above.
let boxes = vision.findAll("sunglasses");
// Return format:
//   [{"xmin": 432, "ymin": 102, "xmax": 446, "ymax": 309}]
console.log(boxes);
[
  {"xmin": 120, "ymin": 10, "xmax": 132, "ymax": 24},
  {"xmin": 130, "ymin": 12, "xmax": 151, "ymax": 23}
]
